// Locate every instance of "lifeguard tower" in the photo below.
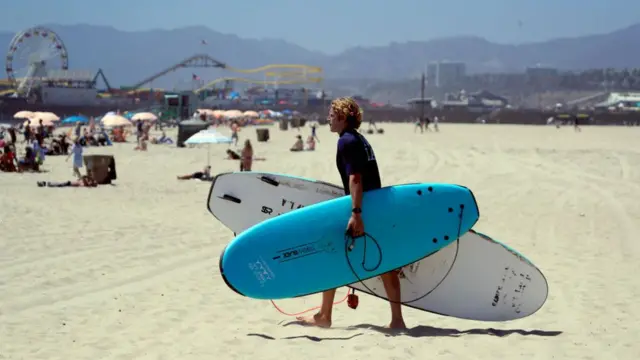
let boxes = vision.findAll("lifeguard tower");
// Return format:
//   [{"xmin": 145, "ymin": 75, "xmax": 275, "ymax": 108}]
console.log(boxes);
[{"xmin": 161, "ymin": 91, "xmax": 200, "ymax": 121}]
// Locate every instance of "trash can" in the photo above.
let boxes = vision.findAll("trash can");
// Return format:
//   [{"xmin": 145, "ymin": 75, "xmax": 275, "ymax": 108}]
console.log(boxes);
[{"xmin": 256, "ymin": 128, "xmax": 270, "ymax": 142}]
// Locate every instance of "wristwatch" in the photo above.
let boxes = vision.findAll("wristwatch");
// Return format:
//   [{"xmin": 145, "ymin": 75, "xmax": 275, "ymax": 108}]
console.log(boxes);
[{"xmin": 352, "ymin": 207, "xmax": 362, "ymax": 214}]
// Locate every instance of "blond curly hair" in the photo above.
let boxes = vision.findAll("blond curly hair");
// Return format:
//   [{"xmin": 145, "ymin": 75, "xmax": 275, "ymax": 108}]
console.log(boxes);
[{"xmin": 331, "ymin": 97, "xmax": 362, "ymax": 129}]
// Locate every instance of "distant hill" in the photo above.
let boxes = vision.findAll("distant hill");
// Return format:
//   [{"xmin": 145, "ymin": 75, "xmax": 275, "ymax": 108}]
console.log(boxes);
[{"xmin": 1, "ymin": 23, "xmax": 639, "ymax": 87}]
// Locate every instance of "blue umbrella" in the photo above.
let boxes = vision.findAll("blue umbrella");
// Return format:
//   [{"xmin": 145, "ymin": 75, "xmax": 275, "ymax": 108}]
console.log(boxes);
[{"xmin": 61, "ymin": 115, "xmax": 89, "ymax": 124}]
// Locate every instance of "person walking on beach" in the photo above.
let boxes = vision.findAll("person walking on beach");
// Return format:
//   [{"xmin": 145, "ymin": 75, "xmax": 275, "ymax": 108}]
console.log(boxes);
[
  {"xmin": 66, "ymin": 137, "xmax": 83, "ymax": 179},
  {"xmin": 310, "ymin": 123, "xmax": 320, "ymax": 143},
  {"xmin": 230, "ymin": 121, "xmax": 240, "ymax": 147},
  {"xmin": 241, "ymin": 139, "xmax": 253, "ymax": 172},
  {"xmin": 414, "ymin": 117, "xmax": 424, "ymax": 133},
  {"xmin": 297, "ymin": 97, "xmax": 406, "ymax": 330}
]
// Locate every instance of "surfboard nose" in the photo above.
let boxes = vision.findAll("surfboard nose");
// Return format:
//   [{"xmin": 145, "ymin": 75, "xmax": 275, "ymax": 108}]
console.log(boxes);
[
  {"xmin": 219, "ymin": 245, "xmax": 245, "ymax": 296},
  {"xmin": 458, "ymin": 185, "xmax": 480, "ymax": 227}
]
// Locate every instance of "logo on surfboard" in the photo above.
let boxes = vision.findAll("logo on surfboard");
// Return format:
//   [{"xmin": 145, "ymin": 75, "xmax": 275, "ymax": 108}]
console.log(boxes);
[{"xmin": 272, "ymin": 240, "xmax": 336, "ymax": 262}]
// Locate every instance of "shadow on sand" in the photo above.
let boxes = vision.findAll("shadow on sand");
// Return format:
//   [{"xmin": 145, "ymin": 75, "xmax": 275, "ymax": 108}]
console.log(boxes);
[
  {"xmin": 349, "ymin": 324, "xmax": 563, "ymax": 338},
  {"xmin": 247, "ymin": 322, "xmax": 563, "ymax": 342}
]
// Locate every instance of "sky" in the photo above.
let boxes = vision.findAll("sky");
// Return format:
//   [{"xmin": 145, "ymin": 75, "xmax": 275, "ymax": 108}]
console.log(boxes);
[{"xmin": 3, "ymin": 0, "xmax": 640, "ymax": 54}]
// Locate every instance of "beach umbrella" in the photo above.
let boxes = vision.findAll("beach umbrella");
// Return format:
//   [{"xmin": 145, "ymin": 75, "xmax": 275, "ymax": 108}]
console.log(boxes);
[
  {"xmin": 224, "ymin": 110, "xmax": 243, "ymax": 119},
  {"xmin": 131, "ymin": 112, "xmax": 158, "ymax": 121},
  {"xmin": 14, "ymin": 110, "xmax": 33, "ymax": 119},
  {"xmin": 197, "ymin": 109, "xmax": 214, "ymax": 115},
  {"xmin": 31, "ymin": 111, "xmax": 60, "ymax": 122},
  {"xmin": 61, "ymin": 115, "xmax": 89, "ymax": 125},
  {"xmin": 243, "ymin": 110, "xmax": 259, "ymax": 118},
  {"xmin": 101, "ymin": 114, "xmax": 132, "ymax": 127},
  {"xmin": 184, "ymin": 129, "xmax": 232, "ymax": 166}
]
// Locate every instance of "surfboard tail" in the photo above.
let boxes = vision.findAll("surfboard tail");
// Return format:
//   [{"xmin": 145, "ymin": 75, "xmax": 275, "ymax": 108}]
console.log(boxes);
[{"xmin": 219, "ymin": 245, "xmax": 245, "ymax": 296}]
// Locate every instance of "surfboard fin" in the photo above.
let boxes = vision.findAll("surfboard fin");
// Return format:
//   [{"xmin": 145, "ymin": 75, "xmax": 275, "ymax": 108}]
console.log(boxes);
[
  {"xmin": 259, "ymin": 176, "xmax": 279, "ymax": 186},
  {"xmin": 219, "ymin": 194, "xmax": 241, "ymax": 203}
]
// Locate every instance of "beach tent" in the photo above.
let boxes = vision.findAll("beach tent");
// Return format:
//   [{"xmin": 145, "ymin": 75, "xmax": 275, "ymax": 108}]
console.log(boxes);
[{"xmin": 177, "ymin": 118, "xmax": 209, "ymax": 147}]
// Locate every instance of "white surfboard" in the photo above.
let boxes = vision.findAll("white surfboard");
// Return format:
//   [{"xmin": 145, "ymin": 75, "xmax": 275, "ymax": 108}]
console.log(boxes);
[{"xmin": 208, "ymin": 172, "xmax": 548, "ymax": 321}]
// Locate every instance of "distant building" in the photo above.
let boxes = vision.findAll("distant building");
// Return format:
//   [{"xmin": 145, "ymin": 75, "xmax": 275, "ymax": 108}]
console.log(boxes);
[
  {"xmin": 426, "ymin": 61, "xmax": 466, "ymax": 87},
  {"xmin": 406, "ymin": 97, "xmax": 434, "ymax": 111},
  {"xmin": 594, "ymin": 92, "xmax": 640, "ymax": 111},
  {"xmin": 441, "ymin": 90, "xmax": 508, "ymax": 112},
  {"xmin": 39, "ymin": 70, "xmax": 99, "ymax": 106}
]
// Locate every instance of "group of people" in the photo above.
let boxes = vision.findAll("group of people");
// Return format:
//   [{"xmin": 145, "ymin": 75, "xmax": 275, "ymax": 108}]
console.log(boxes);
[
  {"xmin": 290, "ymin": 134, "xmax": 316, "ymax": 152},
  {"xmin": 0, "ymin": 120, "xmax": 51, "ymax": 172},
  {"xmin": 414, "ymin": 116, "xmax": 440, "ymax": 133}
]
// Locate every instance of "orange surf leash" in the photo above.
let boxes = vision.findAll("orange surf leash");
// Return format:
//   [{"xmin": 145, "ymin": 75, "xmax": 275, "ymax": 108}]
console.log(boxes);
[{"xmin": 270, "ymin": 289, "xmax": 359, "ymax": 316}]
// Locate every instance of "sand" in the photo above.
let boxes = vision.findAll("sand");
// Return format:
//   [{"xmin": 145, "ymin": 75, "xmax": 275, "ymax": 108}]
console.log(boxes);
[{"xmin": 1, "ymin": 123, "xmax": 639, "ymax": 360}]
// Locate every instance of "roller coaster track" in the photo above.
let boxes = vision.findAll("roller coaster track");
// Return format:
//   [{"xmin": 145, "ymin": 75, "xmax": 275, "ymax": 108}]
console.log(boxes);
[
  {"xmin": 194, "ymin": 76, "xmax": 323, "ymax": 94},
  {"xmin": 225, "ymin": 64, "xmax": 322, "ymax": 75},
  {"xmin": 130, "ymin": 54, "xmax": 226, "ymax": 90},
  {"xmin": 130, "ymin": 53, "xmax": 323, "ymax": 91}
]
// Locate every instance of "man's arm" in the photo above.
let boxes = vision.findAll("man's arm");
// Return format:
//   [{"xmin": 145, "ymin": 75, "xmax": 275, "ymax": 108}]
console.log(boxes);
[
  {"xmin": 341, "ymin": 137, "xmax": 366, "ymax": 212},
  {"xmin": 349, "ymin": 174, "xmax": 363, "ymax": 211}
]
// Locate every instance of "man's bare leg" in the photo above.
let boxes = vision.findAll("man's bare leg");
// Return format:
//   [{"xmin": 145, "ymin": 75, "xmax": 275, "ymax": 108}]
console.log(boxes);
[
  {"xmin": 296, "ymin": 289, "xmax": 336, "ymax": 328},
  {"xmin": 380, "ymin": 271, "xmax": 406, "ymax": 329}
]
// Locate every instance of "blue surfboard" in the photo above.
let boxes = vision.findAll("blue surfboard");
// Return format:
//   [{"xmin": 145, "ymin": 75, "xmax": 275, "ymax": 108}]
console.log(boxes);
[{"xmin": 219, "ymin": 183, "xmax": 479, "ymax": 299}]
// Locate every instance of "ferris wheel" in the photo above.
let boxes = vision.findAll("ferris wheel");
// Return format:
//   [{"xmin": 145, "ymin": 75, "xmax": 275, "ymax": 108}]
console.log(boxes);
[{"xmin": 5, "ymin": 26, "xmax": 69, "ymax": 94}]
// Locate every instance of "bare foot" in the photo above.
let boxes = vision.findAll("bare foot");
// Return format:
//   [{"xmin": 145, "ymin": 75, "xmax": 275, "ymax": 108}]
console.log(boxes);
[
  {"xmin": 387, "ymin": 319, "xmax": 407, "ymax": 330},
  {"xmin": 295, "ymin": 313, "xmax": 332, "ymax": 328}
]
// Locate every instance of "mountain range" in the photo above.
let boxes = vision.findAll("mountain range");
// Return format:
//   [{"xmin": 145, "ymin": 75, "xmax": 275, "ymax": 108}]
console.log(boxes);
[{"xmin": 1, "ymin": 23, "xmax": 640, "ymax": 88}]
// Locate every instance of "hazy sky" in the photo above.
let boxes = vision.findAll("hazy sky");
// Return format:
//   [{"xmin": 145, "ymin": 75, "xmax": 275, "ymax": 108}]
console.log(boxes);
[{"xmin": 4, "ymin": 0, "xmax": 639, "ymax": 53}]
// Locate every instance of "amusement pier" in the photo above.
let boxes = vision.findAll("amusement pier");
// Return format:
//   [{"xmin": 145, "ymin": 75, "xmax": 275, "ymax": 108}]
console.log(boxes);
[{"xmin": 0, "ymin": 26, "xmax": 326, "ymax": 121}]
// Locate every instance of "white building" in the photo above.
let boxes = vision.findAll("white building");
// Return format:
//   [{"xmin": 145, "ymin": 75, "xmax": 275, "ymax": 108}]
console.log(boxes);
[{"xmin": 426, "ymin": 61, "xmax": 466, "ymax": 87}]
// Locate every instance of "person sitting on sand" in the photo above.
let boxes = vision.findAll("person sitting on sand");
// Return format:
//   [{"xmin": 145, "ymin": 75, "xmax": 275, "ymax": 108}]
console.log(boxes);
[
  {"xmin": 226, "ymin": 149, "xmax": 241, "ymax": 160},
  {"xmin": 151, "ymin": 131, "xmax": 173, "ymax": 145},
  {"xmin": 0, "ymin": 145, "xmax": 17, "ymax": 172},
  {"xmin": 290, "ymin": 135, "xmax": 304, "ymax": 152},
  {"xmin": 177, "ymin": 165, "xmax": 212, "ymax": 181},
  {"xmin": 306, "ymin": 135, "xmax": 316, "ymax": 151},
  {"xmin": 37, "ymin": 175, "xmax": 98, "ymax": 188},
  {"xmin": 17, "ymin": 146, "xmax": 39, "ymax": 172}
]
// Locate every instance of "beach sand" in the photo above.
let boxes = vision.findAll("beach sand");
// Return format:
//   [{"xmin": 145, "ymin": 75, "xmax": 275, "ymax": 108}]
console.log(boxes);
[{"xmin": 1, "ymin": 123, "xmax": 639, "ymax": 359}]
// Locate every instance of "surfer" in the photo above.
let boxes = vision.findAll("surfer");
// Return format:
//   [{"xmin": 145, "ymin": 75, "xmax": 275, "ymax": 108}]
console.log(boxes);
[{"xmin": 297, "ymin": 97, "xmax": 406, "ymax": 330}]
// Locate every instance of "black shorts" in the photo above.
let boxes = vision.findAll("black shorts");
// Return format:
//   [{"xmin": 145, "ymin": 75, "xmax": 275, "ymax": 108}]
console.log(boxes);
[{"xmin": 192, "ymin": 171, "xmax": 204, "ymax": 179}]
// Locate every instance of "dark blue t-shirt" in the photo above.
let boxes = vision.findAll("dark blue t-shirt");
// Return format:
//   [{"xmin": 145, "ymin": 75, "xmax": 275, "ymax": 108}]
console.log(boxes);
[{"xmin": 336, "ymin": 130, "xmax": 381, "ymax": 194}]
